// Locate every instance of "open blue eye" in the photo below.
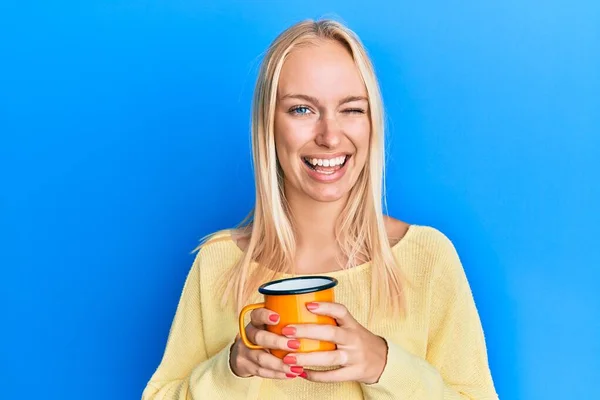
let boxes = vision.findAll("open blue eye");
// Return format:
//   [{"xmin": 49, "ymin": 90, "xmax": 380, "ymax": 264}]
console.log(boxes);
[{"xmin": 290, "ymin": 106, "xmax": 311, "ymax": 115}]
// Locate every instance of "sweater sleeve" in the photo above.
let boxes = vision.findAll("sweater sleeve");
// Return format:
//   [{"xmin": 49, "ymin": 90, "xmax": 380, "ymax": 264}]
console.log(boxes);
[
  {"xmin": 361, "ymin": 232, "xmax": 498, "ymax": 400},
  {"xmin": 141, "ymin": 252, "xmax": 260, "ymax": 400}
]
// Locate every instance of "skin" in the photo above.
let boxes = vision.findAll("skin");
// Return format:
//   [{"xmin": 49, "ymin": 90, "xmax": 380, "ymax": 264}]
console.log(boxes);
[{"xmin": 230, "ymin": 39, "xmax": 410, "ymax": 383}]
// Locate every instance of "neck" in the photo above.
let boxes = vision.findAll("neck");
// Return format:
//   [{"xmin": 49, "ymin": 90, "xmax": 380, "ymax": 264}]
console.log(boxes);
[{"xmin": 284, "ymin": 186, "xmax": 348, "ymax": 251}]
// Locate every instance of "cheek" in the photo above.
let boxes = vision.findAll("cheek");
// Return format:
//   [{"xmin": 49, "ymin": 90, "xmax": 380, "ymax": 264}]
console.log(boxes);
[
  {"xmin": 344, "ymin": 119, "xmax": 371, "ymax": 152},
  {"xmin": 274, "ymin": 116, "xmax": 316, "ymax": 161},
  {"xmin": 274, "ymin": 117, "xmax": 293, "ymax": 164}
]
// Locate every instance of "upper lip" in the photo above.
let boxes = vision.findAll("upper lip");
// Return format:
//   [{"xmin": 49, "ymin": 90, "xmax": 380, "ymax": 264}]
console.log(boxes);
[{"xmin": 301, "ymin": 152, "xmax": 351, "ymax": 159}]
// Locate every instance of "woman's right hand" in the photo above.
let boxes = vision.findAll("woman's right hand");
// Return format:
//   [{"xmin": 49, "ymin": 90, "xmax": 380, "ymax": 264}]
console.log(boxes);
[{"xmin": 229, "ymin": 307, "xmax": 305, "ymax": 379}]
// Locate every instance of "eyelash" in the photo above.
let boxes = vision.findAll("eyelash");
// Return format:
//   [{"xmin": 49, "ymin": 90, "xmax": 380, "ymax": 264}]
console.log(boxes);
[
  {"xmin": 288, "ymin": 106, "xmax": 366, "ymax": 115},
  {"xmin": 289, "ymin": 106, "xmax": 312, "ymax": 115},
  {"xmin": 344, "ymin": 108, "xmax": 366, "ymax": 114}
]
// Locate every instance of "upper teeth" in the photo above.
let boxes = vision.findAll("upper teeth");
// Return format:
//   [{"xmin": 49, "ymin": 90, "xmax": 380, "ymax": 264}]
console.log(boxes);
[{"xmin": 306, "ymin": 156, "xmax": 347, "ymax": 167}]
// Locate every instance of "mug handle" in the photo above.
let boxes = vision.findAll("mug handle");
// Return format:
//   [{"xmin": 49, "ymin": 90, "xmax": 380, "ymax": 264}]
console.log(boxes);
[{"xmin": 238, "ymin": 302, "xmax": 266, "ymax": 349}]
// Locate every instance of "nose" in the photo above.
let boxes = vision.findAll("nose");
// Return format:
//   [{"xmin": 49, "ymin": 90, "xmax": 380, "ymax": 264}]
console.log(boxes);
[{"xmin": 315, "ymin": 114, "xmax": 342, "ymax": 148}]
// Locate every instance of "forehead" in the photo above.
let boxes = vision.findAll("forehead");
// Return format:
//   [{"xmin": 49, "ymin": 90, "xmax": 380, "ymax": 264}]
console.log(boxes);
[{"xmin": 277, "ymin": 40, "xmax": 367, "ymax": 100}]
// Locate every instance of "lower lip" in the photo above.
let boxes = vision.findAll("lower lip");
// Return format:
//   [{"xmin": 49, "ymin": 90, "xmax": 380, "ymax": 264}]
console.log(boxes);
[{"xmin": 302, "ymin": 158, "xmax": 349, "ymax": 183}]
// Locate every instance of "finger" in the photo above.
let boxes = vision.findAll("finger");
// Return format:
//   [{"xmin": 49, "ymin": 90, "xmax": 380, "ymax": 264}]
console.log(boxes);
[
  {"xmin": 250, "ymin": 350, "xmax": 305, "ymax": 377},
  {"xmin": 236, "ymin": 344, "xmax": 301, "ymax": 379},
  {"xmin": 292, "ymin": 350, "xmax": 349, "ymax": 367},
  {"xmin": 306, "ymin": 302, "xmax": 355, "ymax": 326},
  {"xmin": 249, "ymin": 307, "xmax": 279, "ymax": 327},
  {"xmin": 246, "ymin": 324, "xmax": 301, "ymax": 351},
  {"xmin": 303, "ymin": 367, "xmax": 349, "ymax": 383},
  {"xmin": 253, "ymin": 365, "xmax": 292, "ymax": 380},
  {"xmin": 283, "ymin": 323, "xmax": 347, "ymax": 345}
]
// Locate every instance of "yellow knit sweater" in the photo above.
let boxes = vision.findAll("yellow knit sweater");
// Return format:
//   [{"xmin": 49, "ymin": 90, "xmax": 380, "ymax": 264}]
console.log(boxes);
[{"xmin": 141, "ymin": 225, "xmax": 498, "ymax": 399}]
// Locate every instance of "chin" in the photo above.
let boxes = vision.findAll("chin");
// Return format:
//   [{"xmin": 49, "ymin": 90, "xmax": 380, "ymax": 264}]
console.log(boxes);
[{"xmin": 306, "ymin": 187, "xmax": 349, "ymax": 203}]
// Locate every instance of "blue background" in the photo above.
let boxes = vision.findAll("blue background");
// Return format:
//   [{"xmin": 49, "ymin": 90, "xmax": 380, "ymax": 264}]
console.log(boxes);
[{"xmin": 1, "ymin": 1, "xmax": 599, "ymax": 399}]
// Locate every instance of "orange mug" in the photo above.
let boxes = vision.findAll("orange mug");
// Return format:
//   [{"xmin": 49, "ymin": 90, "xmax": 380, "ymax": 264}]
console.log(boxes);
[{"xmin": 239, "ymin": 276, "xmax": 338, "ymax": 359}]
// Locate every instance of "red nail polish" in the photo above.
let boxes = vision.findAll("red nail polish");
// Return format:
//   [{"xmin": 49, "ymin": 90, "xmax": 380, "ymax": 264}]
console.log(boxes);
[
  {"xmin": 285, "ymin": 373, "xmax": 296, "ymax": 378},
  {"xmin": 269, "ymin": 314, "xmax": 279, "ymax": 322},
  {"xmin": 283, "ymin": 355, "xmax": 296, "ymax": 364},
  {"xmin": 287, "ymin": 339, "xmax": 301, "ymax": 349},
  {"xmin": 306, "ymin": 302, "xmax": 319, "ymax": 310},
  {"xmin": 281, "ymin": 326, "xmax": 296, "ymax": 336},
  {"xmin": 300, "ymin": 372, "xmax": 308, "ymax": 379},
  {"xmin": 290, "ymin": 366, "xmax": 304, "ymax": 374}
]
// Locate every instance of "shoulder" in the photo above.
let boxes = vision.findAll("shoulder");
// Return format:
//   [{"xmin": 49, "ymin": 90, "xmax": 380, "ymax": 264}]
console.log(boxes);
[
  {"xmin": 384, "ymin": 215, "xmax": 411, "ymax": 246},
  {"xmin": 404, "ymin": 224, "xmax": 457, "ymax": 255},
  {"xmin": 392, "ymin": 223, "xmax": 465, "ymax": 280},
  {"xmin": 384, "ymin": 215, "xmax": 456, "ymax": 255},
  {"xmin": 190, "ymin": 228, "xmax": 244, "ymax": 278}
]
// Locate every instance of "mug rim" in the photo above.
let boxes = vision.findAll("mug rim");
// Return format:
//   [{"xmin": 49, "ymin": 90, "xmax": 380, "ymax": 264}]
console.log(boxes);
[{"xmin": 258, "ymin": 276, "xmax": 338, "ymax": 296}]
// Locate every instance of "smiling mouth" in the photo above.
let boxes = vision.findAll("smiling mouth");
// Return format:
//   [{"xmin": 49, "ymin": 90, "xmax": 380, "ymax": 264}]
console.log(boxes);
[{"xmin": 302, "ymin": 155, "xmax": 350, "ymax": 173}]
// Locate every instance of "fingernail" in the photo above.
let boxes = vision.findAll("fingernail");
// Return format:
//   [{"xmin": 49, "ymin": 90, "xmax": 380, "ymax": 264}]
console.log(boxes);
[
  {"xmin": 269, "ymin": 314, "xmax": 279, "ymax": 323},
  {"xmin": 287, "ymin": 339, "xmax": 301, "ymax": 349},
  {"xmin": 283, "ymin": 355, "xmax": 296, "ymax": 364},
  {"xmin": 290, "ymin": 366, "xmax": 304, "ymax": 374},
  {"xmin": 281, "ymin": 326, "xmax": 296, "ymax": 336},
  {"xmin": 285, "ymin": 373, "xmax": 296, "ymax": 378},
  {"xmin": 300, "ymin": 372, "xmax": 308, "ymax": 379},
  {"xmin": 306, "ymin": 302, "xmax": 319, "ymax": 311}
]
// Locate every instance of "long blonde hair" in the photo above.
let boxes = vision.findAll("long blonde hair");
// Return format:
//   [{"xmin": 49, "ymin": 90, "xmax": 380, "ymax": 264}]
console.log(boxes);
[{"xmin": 205, "ymin": 19, "xmax": 405, "ymax": 318}]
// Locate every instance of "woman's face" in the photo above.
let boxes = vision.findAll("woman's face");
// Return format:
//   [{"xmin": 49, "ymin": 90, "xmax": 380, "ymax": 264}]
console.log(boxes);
[{"xmin": 274, "ymin": 39, "xmax": 370, "ymax": 204}]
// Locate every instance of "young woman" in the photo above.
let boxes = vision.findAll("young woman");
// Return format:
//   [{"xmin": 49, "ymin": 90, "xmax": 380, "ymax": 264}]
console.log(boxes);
[{"xmin": 142, "ymin": 19, "xmax": 498, "ymax": 400}]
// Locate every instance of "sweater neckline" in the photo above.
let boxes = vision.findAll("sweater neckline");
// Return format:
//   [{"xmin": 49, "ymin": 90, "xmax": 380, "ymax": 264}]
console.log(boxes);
[{"xmin": 224, "ymin": 224, "xmax": 416, "ymax": 278}]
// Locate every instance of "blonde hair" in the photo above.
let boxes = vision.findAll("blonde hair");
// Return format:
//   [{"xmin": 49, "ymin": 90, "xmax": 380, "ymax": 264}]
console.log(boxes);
[{"xmin": 204, "ymin": 19, "xmax": 406, "ymax": 318}]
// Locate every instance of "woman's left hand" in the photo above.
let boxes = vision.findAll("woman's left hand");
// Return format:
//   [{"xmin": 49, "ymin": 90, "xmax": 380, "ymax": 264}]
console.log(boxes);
[{"xmin": 281, "ymin": 302, "xmax": 388, "ymax": 384}]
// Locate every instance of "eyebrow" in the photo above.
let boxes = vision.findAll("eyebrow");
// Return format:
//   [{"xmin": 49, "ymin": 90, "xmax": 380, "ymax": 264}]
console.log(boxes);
[{"xmin": 280, "ymin": 93, "xmax": 368, "ymax": 106}]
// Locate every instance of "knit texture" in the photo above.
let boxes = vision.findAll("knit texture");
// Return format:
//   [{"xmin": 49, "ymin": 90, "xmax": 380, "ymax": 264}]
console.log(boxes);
[{"xmin": 142, "ymin": 225, "xmax": 498, "ymax": 400}]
